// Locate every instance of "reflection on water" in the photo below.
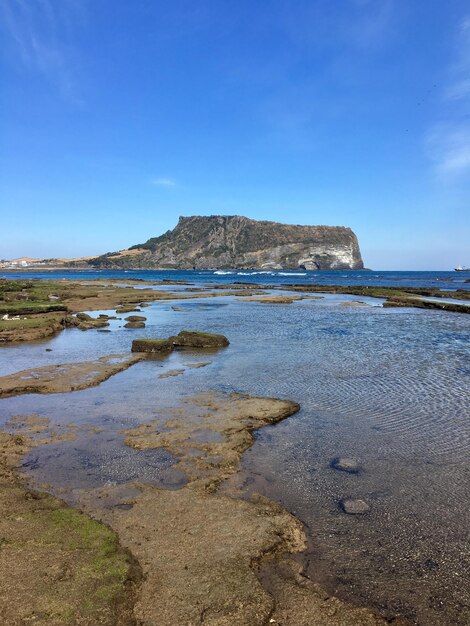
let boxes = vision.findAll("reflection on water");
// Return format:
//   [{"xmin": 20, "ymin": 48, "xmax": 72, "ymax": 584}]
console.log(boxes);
[{"xmin": 0, "ymin": 294, "xmax": 469, "ymax": 625}]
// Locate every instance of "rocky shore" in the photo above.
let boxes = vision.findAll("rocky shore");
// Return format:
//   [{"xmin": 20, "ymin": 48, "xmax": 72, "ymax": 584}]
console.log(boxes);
[
  {"xmin": 1, "ymin": 278, "xmax": 468, "ymax": 345},
  {"xmin": 0, "ymin": 319, "xmax": 404, "ymax": 625},
  {"xmin": 0, "ymin": 276, "xmax": 466, "ymax": 624},
  {"xmin": 0, "ymin": 387, "xmax": 398, "ymax": 625}
]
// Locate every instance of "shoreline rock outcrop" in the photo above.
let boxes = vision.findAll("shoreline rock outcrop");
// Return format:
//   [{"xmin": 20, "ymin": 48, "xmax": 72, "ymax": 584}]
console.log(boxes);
[{"xmin": 89, "ymin": 215, "xmax": 364, "ymax": 271}]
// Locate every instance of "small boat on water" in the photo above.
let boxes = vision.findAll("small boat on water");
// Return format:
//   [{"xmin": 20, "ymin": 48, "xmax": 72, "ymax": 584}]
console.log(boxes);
[{"xmin": 454, "ymin": 265, "xmax": 470, "ymax": 271}]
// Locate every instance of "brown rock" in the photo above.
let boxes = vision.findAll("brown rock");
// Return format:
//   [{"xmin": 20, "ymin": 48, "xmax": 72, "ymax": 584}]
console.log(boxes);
[{"xmin": 169, "ymin": 330, "xmax": 229, "ymax": 348}]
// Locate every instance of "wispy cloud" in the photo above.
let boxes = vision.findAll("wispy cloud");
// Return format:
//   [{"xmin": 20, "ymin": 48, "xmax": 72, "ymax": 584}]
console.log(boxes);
[
  {"xmin": 151, "ymin": 178, "xmax": 177, "ymax": 188},
  {"xmin": 427, "ymin": 15, "xmax": 470, "ymax": 182},
  {"xmin": 445, "ymin": 17, "xmax": 470, "ymax": 101},
  {"xmin": 427, "ymin": 125, "xmax": 470, "ymax": 181},
  {"xmin": 0, "ymin": 0, "xmax": 85, "ymax": 103}
]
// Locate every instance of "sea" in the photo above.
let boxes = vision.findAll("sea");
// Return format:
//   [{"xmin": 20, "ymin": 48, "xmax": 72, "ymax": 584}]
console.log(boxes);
[
  {"xmin": 2, "ymin": 268, "xmax": 470, "ymax": 290},
  {"xmin": 0, "ymin": 269, "xmax": 469, "ymax": 624}
]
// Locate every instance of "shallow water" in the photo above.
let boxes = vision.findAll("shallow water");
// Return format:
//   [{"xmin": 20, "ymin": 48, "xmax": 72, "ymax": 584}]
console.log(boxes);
[{"xmin": 0, "ymin": 293, "xmax": 469, "ymax": 624}]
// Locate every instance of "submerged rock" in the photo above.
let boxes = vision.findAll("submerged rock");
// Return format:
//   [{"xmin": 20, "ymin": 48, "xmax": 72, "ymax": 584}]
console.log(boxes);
[
  {"xmin": 159, "ymin": 368, "xmax": 185, "ymax": 378},
  {"xmin": 339, "ymin": 498, "xmax": 370, "ymax": 515},
  {"xmin": 331, "ymin": 457, "xmax": 361, "ymax": 474},
  {"xmin": 169, "ymin": 330, "xmax": 229, "ymax": 349},
  {"xmin": 124, "ymin": 322, "xmax": 145, "ymax": 329}
]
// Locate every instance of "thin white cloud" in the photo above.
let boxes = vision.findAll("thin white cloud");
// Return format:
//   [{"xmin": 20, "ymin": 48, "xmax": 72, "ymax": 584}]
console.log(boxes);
[
  {"xmin": 0, "ymin": 0, "xmax": 85, "ymax": 103},
  {"xmin": 445, "ymin": 16, "xmax": 470, "ymax": 101},
  {"xmin": 151, "ymin": 178, "xmax": 178, "ymax": 188},
  {"xmin": 427, "ymin": 125, "xmax": 470, "ymax": 181},
  {"xmin": 427, "ymin": 15, "xmax": 470, "ymax": 182}
]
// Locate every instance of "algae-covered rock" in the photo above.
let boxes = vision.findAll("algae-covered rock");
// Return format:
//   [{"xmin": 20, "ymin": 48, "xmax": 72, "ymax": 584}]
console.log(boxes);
[
  {"xmin": 0, "ymin": 432, "xmax": 139, "ymax": 625},
  {"xmin": 169, "ymin": 330, "xmax": 229, "ymax": 349},
  {"xmin": 116, "ymin": 306, "xmax": 141, "ymax": 314},
  {"xmin": 131, "ymin": 338, "xmax": 173, "ymax": 353},
  {"xmin": 125, "ymin": 315, "xmax": 147, "ymax": 322},
  {"xmin": 76, "ymin": 312, "xmax": 93, "ymax": 321},
  {"xmin": 132, "ymin": 331, "xmax": 229, "ymax": 353},
  {"xmin": 68, "ymin": 314, "xmax": 110, "ymax": 331},
  {"xmin": 125, "ymin": 321, "xmax": 146, "ymax": 329}
]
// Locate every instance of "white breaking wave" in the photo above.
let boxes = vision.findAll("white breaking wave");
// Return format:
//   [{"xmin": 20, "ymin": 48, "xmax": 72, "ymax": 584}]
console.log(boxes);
[
  {"xmin": 278, "ymin": 272, "xmax": 307, "ymax": 276},
  {"xmin": 236, "ymin": 271, "xmax": 274, "ymax": 275},
  {"xmin": 215, "ymin": 270, "xmax": 306, "ymax": 276}
]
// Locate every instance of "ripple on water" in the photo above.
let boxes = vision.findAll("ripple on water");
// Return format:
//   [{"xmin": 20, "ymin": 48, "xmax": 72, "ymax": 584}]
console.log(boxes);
[{"xmin": 0, "ymin": 296, "xmax": 469, "ymax": 624}]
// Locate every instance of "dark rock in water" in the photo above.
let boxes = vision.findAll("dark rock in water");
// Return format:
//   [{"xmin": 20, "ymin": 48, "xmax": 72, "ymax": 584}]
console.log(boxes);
[
  {"xmin": 76, "ymin": 312, "xmax": 93, "ymax": 321},
  {"xmin": 339, "ymin": 498, "xmax": 370, "ymax": 515},
  {"xmin": 131, "ymin": 338, "xmax": 173, "ymax": 353},
  {"xmin": 132, "ymin": 331, "xmax": 229, "ymax": 353},
  {"xmin": 45, "ymin": 348, "xmax": 52, "ymax": 352},
  {"xmin": 331, "ymin": 457, "xmax": 361, "ymax": 474},
  {"xmin": 125, "ymin": 315, "xmax": 147, "ymax": 322},
  {"xmin": 69, "ymin": 313, "xmax": 110, "ymax": 331},
  {"xmin": 97, "ymin": 329, "xmax": 111, "ymax": 333},
  {"xmin": 124, "ymin": 321, "xmax": 145, "ymax": 329},
  {"xmin": 169, "ymin": 330, "xmax": 229, "ymax": 349}
]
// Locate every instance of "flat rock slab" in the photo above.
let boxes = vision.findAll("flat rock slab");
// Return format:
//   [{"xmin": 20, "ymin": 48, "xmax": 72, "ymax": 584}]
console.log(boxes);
[
  {"xmin": 0, "ymin": 354, "xmax": 142, "ymax": 398},
  {"xmin": 132, "ymin": 331, "xmax": 229, "ymax": 353},
  {"xmin": 240, "ymin": 295, "xmax": 304, "ymax": 304},
  {"xmin": 83, "ymin": 392, "xmax": 387, "ymax": 625},
  {"xmin": 185, "ymin": 362, "xmax": 210, "ymax": 369},
  {"xmin": 0, "ymin": 432, "xmax": 137, "ymax": 625},
  {"xmin": 159, "ymin": 369, "xmax": 185, "ymax": 379},
  {"xmin": 339, "ymin": 301, "xmax": 369, "ymax": 307}
]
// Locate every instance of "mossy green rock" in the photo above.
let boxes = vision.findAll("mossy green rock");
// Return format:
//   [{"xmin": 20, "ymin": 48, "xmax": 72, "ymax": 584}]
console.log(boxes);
[
  {"xmin": 169, "ymin": 330, "xmax": 229, "ymax": 348},
  {"xmin": 131, "ymin": 338, "xmax": 173, "ymax": 353},
  {"xmin": 0, "ymin": 432, "xmax": 139, "ymax": 625}
]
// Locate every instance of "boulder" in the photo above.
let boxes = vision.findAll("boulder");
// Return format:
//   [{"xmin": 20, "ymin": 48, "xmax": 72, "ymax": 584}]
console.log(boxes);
[
  {"xmin": 125, "ymin": 315, "xmax": 147, "ymax": 322},
  {"xmin": 131, "ymin": 339, "xmax": 173, "ymax": 353},
  {"xmin": 76, "ymin": 312, "xmax": 93, "ymax": 321},
  {"xmin": 169, "ymin": 330, "xmax": 229, "ymax": 349},
  {"xmin": 125, "ymin": 321, "xmax": 146, "ymax": 329}
]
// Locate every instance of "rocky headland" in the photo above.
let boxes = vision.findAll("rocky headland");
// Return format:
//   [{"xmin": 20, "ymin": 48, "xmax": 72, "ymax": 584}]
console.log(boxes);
[{"xmin": 88, "ymin": 215, "xmax": 364, "ymax": 270}]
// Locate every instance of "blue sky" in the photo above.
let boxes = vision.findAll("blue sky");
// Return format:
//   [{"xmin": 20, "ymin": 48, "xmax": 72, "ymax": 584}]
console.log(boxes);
[{"xmin": 1, "ymin": 0, "xmax": 469, "ymax": 269}]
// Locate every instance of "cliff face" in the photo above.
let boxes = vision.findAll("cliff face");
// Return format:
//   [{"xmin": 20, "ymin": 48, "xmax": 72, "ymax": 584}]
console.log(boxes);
[{"xmin": 90, "ymin": 215, "xmax": 364, "ymax": 270}]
